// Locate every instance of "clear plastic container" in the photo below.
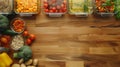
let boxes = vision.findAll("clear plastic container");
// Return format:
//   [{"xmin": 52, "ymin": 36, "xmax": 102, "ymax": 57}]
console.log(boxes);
[
  {"xmin": 43, "ymin": 0, "xmax": 67, "ymax": 17},
  {"xmin": 68, "ymin": 0, "xmax": 93, "ymax": 17},
  {"xmin": 0, "ymin": 0, "xmax": 13, "ymax": 14},
  {"xmin": 14, "ymin": 0, "xmax": 40, "ymax": 16},
  {"xmin": 93, "ymin": 0, "xmax": 114, "ymax": 17}
]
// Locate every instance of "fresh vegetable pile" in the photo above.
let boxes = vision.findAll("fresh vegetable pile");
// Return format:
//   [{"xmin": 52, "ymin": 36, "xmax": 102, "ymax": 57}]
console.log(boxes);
[
  {"xmin": 95, "ymin": 0, "xmax": 114, "ymax": 13},
  {"xmin": 44, "ymin": 0, "xmax": 67, "ymax": 13},
  {"xmin": 0, "ymin": 15, "xmax": 38, "ymax": 67}
]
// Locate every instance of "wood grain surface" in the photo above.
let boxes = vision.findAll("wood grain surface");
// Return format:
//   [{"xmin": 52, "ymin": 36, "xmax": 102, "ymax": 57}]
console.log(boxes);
[{"xmin": 19, "ymin": 13, "xmax": 120, "ymax": 67}]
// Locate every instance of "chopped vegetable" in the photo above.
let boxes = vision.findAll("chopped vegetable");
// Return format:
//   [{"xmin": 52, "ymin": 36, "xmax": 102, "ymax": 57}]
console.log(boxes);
[
  {"xmin": 0, "ymin": 0, "xmax": 12, "ymax": 13},
  {"xmin": 16, "ymin": 0, "xmax": 38, "ymax": 13},
  {"xmin": 69, "ymin": 0, "xmax": 92, "ymax": 13},
  {"xmin": 11, "ymin": 19, "xmax": 25, "ymax": 33},
  {"xmin": 11, "ymin": 35, "xmax": 24, "ymax": 50},
  {"xmin": 95, "ymin": 0, "xmax": 114, "ymax": 13},
  {"xmin": 44, "ymin": 0, "xmax": 67, "ymax": 13},
  {"xmin": 13, "ymin": 46, "xmax": 32, "ymax": 61}
]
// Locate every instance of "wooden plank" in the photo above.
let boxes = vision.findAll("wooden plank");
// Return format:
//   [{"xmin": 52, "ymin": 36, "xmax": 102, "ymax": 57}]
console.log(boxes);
[
  {"xmin": 66, "ymin": 61, "xmax": 84, "ymax": 67},
  {"xmin": 28, "ymin": 27, "xmax": 120, "ymax": 35},
  {"xmin": 32, "ymin": 46, "xmax": 89, "ymax": 55},
  {"xmin": 36, "ymin": 14, "xmax": 120, "ymax": 27},
  {"xmin": 78, "ymin": 35, "xmax": 120, "ymax": 41},
  {"xmin": 89, "ymin": 47, "xmax": 117, "ymax": 54},
  {"xmin": 39, "ymin": 61, "xmax": 65, "ymax": 67},
  {"xmin": 32, "ymin": 46, "xmax": 120, "ymax": 56}
]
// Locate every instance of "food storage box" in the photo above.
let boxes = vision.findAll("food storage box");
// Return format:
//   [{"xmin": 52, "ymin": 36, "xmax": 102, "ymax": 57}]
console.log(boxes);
[
  {"xmin": 43, "ymin": 0, "xmax": 67, "ymax": 17},
  {"xmin": 14, "ymin": 0, "xmax": 40, "ymax": 16},
  {"xmin": 0, "ymin": 0, "xmax": 13, "ymax": 14},
  {"xmin": 94, "ymin": 0, "xmax": 114, "ymax": 17},
  {"xmin": 68, "ymin": 0, "xmax": 93, "ymax": 17}
]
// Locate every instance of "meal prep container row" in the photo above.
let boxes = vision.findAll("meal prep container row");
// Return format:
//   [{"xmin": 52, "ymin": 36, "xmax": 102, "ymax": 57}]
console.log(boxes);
[{"xmin": 0, "ymin": 0, "xmax": 119, "ymax": 17}]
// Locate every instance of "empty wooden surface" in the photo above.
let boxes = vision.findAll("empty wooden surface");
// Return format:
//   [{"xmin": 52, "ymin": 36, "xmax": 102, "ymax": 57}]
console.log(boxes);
[{"xmin": 20, "ymin": 13, "xmax": 120, "ymax": 67}]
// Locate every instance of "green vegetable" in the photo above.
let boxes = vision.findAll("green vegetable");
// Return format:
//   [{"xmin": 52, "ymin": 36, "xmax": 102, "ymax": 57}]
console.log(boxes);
[
  {"xmin": 13, "ymin": 46, "xmax": 32, "ymax": 61},
  {"xmin": 2, "ymin": 30, "xmax": 18, "ymax": 36},
  {"xmin": 115, "ymin": 11, "xmax": 120, "ymax": 19},
  {"xmin": 84, "ymin": 4, "xmax": 88, "ymax": 12},
  {"xmin": 102, "ymin": 0, "xmax": 112, "ymax": 7},
  {"xmin": 0, "ymin": 15, "xmax": 9, "ymax": 32},
  {"xmin": 114, "ymin": 0, "xmax": 120, "ymax": 19}
]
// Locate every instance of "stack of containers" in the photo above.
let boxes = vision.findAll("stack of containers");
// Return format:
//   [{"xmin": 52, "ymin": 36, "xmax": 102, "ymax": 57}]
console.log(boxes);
[
  {"xmin": 0, "ymin": 0, "xmax": 13, "ymax": 14},
  {"xmin": 68, "ymin": 0, "xmax": 93, "ymax": 17},
  {"xmin": 43, "ymin": 0, "xmax": 67, "ymax": 17},
  {"xmin": 93, "ymin": 0, "xmax": 114, "ymax": 17}
]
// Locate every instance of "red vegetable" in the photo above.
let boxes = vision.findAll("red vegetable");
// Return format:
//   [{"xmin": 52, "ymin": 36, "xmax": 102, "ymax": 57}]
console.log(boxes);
[
  {"xmin": 44, "ymin": 0, "xmax": 67, "ymax": 13},
  {"xmin": 29, "ymin": 34, "xmax": 36, "ymax": 41},
  {"xmin": 12, "ymin": 19, "xmax": 25, "ymax": 33},
  {"xmin": 26, "ymin": 38, "xmax": 32, "ymax": 45},
  {"xmin": 23, "ymin": 31, "xmax": 29, "ymax": 37}
]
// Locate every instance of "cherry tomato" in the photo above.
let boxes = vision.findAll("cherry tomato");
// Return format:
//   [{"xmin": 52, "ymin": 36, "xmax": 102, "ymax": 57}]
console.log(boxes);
[
  {"xmin": 62, "ymin": 8, "xmax": 66, "ymax": 12},
  {"xmin": 44, "ymin": 3, "xmax": 48, "ymax": 8},
  {"xmin": 61, "ymin": 4, "xmax": 65, "ymax": 8},
  {"xmin": 1, "ymin": 37, "xmax": 8, "ymax": 44},
  {"xmin": 52, "ymin": 7, "xmax": 57, "ymax": 12},
  {"xmin": 59, "ymin": 9, "xmax": 63, "ymax": 13},
  {"xmin": 26, "ymin": 38, "xmax": 32, "ymax": 45},
  {"xmin": 52, "ymin": 0, "xmax": 56, "ymax": 3},
  {"xmin": 23, "ymin": 31, "xmax": 29, "ymax": 37},
  {"xmin": 63, "ymin": 0, "xmax": 66, "ymax": 5},
  {"xmin": 45, "ymin": 9, "xmax": 49, "ymax": 12},
  {"xmin": 49, "ymin": 10, "xmax": 54, "ymax": 13},
  {"xmin": 56, "ymin": 5, "xmax": 61, "ymax": 9},
  {"xmin": 29, "ymin": 34, "xmax": 36, "ymax": 41},
  {"xmin": 44, "ymin": 0, "xmax": 48, "ymax": 4}
]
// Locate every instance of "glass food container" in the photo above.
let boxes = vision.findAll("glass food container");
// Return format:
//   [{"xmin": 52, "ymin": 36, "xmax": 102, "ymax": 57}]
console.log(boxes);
[
  {"xmin": 0, "ymin": 0, "xmax": 13, "ymax": 14},
  {"xmin": 94, "ymin": 0, "xmax": 114, "ymax": 17},
  {"xmin": 68, "ymin": 0, "xmax": 93, "ymax": 17},
  {"xmin": 14, "ymin": 0, "xmax": 40, "ymax": 16},
  {"xmin": 43, "ymin": 0, "xmax": 67, "ymax": 17}
]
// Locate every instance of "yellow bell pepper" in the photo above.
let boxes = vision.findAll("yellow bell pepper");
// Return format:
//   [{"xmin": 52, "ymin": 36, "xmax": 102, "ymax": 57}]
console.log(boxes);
[
  {"xmin": 0, "ymin": 62, "xmax": 6, "ymax": 67},
  {"xmin": 0, "ymin": 52, "xmax": 13, "ymax": 67}
]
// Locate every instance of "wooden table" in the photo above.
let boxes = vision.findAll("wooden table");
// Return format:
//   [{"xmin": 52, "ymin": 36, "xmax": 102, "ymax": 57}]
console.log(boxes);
[{"xmin": 20, "ymin": 13, "xmax": 120, "ymax": 67}]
